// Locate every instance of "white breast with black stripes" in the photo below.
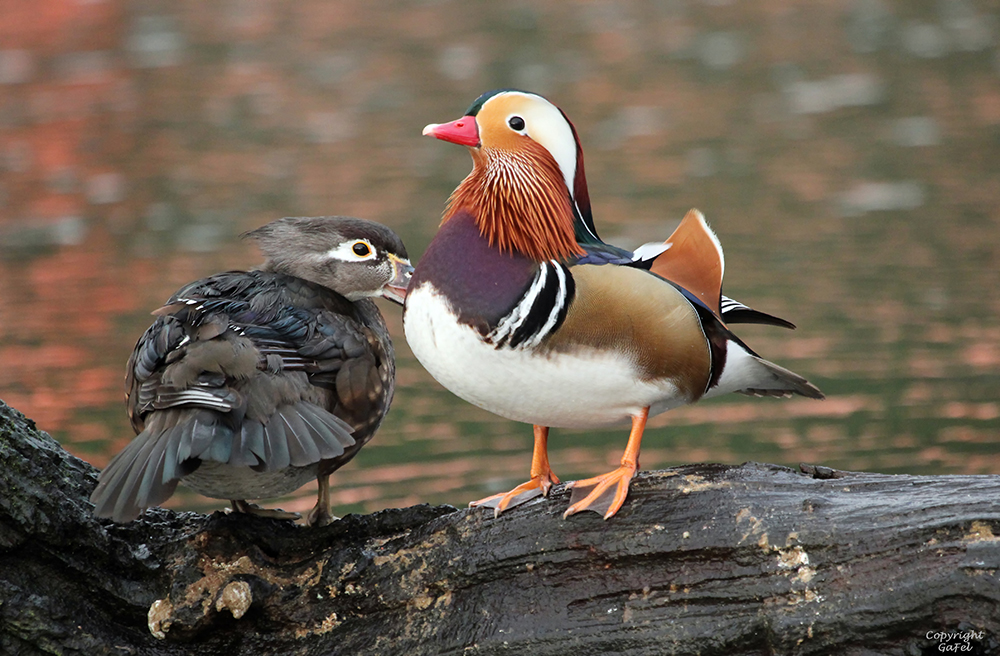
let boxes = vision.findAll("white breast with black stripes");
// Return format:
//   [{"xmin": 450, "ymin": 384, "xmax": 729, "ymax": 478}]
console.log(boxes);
[{"xmin": 485, "ymin": 260, "xmax": 574, "ymax": 350}]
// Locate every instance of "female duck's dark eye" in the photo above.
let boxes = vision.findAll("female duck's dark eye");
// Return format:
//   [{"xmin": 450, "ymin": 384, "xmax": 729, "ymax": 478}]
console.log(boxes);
[
  {"xmin": 508, "ymin": 116, "xmax": 525, "ymax": 131},
  {"xmin": 352, "ymin": 241, "xmax": 371, "ymax": 257}
]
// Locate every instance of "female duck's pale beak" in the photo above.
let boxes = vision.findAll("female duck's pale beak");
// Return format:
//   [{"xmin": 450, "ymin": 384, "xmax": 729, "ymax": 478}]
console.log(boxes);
[
  {"xmin": 422, "ymin": 116, "xmax": 480, "ymax": 147},
  {"xmin": 381, "ymin": 254, "xmax": 414, "ymax": 305}
]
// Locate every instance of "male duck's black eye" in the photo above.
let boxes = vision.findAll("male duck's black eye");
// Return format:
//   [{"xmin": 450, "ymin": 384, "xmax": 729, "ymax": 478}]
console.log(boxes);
[
  {"xmin": 508, "ymin": 116, "xmax": 525, "ymax": 131},
  {"xmin": 352, "ymin": 241, "xmax": 371, "ymax": 257}
]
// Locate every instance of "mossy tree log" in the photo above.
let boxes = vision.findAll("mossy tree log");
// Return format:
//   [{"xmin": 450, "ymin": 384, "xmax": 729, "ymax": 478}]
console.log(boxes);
[{"xmin": 1, "ymin": 399, "xmax": 999, "ymax": 656}]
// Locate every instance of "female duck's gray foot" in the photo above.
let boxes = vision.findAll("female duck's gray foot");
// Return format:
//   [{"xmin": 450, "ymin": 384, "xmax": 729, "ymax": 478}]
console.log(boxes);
[
  {"xmin": 231, "ymin": 499, "xmax": 301, "ymax": 521},
  {"xmin": 306, "ymin": 474, "xmax": 339, "ymax": 527}
]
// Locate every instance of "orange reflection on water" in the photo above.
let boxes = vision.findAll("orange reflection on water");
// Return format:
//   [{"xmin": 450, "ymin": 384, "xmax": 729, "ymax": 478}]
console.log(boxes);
[{"xmin": 1, "ymin": 0, "xmax": 998, "ymax": 520}]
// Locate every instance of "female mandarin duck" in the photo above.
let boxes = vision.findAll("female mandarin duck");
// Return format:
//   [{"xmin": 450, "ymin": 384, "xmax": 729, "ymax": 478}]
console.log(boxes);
[
  {"xmin": 90, "ymin": 216, "xmax": 412, "ymax": 525},
  {"xmin": 405, "ymin": 89, "xmax": 824, "ymax": 520}
]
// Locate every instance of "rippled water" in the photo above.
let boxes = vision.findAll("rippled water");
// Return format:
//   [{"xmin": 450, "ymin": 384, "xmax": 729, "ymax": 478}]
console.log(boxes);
[{"xmin": 1, "ymin": 0, "xmax": 998, "ymax": 518}]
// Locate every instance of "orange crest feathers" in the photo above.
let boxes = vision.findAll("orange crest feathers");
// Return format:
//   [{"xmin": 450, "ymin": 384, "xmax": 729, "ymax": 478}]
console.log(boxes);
[{"xmin": 443, "ymin": 140, "xmax": 584, "ymax": 263}]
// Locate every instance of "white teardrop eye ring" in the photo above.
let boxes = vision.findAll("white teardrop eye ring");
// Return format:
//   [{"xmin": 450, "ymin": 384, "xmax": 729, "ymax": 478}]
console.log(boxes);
[{"xmin": 508, "ymin": 116, "xmax": 525, "ymax": 131}]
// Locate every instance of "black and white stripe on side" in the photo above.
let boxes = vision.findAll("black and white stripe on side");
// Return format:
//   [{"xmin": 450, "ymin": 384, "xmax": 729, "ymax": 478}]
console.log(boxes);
[
  {"xmin": 720, "ymin": 295, "xmax": 748, "ymax": 316},
  {"xmin": 720, "ymin": 295, "xmax": 796, "ymax": 329},
  {"xmin": 486, "ymin": 261, "xmax": 575, "ymax": 350}
]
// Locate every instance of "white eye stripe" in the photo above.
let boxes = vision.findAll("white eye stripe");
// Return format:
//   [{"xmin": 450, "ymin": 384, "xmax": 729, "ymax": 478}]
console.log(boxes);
[
  {"xmin": 497, "ymin": 92, "xmax": 578, "ymax": 200},
  {"xmin": 324, "ymin": 239, "xmax": 377, "ymax": 262}
]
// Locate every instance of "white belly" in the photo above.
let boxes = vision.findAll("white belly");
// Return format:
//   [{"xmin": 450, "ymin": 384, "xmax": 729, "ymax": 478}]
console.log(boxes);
[{"xmin": 404, "ymin": 284, "xmax": 689, "ymax": 429}]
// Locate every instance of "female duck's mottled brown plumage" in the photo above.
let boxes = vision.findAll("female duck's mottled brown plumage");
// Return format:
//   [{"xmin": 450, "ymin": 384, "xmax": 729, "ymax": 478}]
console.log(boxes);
[{"xmin": 91, "ymin": 216, "xmax": 412, "ymax": 525}]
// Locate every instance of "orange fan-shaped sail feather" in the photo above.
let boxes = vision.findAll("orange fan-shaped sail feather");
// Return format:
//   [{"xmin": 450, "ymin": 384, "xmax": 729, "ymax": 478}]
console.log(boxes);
[{"xmin": 647, "ymin": 209, "xmax": 725, "ymax": 317}]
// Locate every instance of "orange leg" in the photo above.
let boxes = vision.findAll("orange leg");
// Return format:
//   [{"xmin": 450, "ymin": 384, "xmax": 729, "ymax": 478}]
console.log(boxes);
[
  {"xmin": 564, "ymin": 407, "xmax": 648, "ymax": 520},
  {"xmin": 470, "ymin": 425, "xmax": 560, "ymax": 516}
]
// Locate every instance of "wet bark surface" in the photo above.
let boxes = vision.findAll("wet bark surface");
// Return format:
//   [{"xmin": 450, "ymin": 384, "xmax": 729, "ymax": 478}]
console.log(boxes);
[{"xmin": 1, "ymin": 399, "xmax": 998, "ymax": 656}]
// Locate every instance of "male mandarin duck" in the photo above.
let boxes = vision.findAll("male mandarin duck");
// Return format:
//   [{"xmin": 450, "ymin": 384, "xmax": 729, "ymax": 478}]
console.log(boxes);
[
  {"xmin": 90, "ymin": 216, "xmax": 412, "ymax": 526},
  {"xmin": 405, "ymin": 89, "xmax": 824, "ymax": 520}
]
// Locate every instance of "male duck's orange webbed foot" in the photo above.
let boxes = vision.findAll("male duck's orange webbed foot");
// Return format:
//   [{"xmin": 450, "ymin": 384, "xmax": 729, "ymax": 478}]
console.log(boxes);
[
  {"xmin": 469, "ymin": 470, "xmax": 560, "ymax": 516},
  {"xmin": 470, "ymin": 425, "xmax": 560, "ymax": 517},
  {"xmin": 564, "ymin": 464, "xmax": 637, "ymax": 520},
  {"xmin": 563, "ymin": 407, "xmax": 648, "ymax": 520}
]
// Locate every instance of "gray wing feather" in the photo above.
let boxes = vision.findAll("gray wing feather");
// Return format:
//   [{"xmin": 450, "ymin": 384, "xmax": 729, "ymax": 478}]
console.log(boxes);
[
  {"xmin": 232, "ymin": 421, "xmax": 266, "ymax": 468},
  {"xmin": 281, "ymin": 408, "xmax": 321, "ymax": 467},
  {"xmin": 261, "ymin": 417, "xmax": 290, "ymax": 471},
  {"xmin": 91, "ymin": 428, "xmax": 180, "ymax": 522},
  {"xmin": 297, "ymin": 403, "xmax": 356, "ymax": 457}
]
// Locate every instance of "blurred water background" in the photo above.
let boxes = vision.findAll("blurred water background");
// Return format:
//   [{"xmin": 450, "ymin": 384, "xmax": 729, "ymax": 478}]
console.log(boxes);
[{"xmin": 1, "ymin": 0, "xmax": 998, "ymax": 517}]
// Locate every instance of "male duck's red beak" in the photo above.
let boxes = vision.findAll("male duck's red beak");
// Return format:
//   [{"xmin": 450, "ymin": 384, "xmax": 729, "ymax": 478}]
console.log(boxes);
[{"xmin": 423, "ymin": 116, "xmax": 480, "ymax": 147}]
